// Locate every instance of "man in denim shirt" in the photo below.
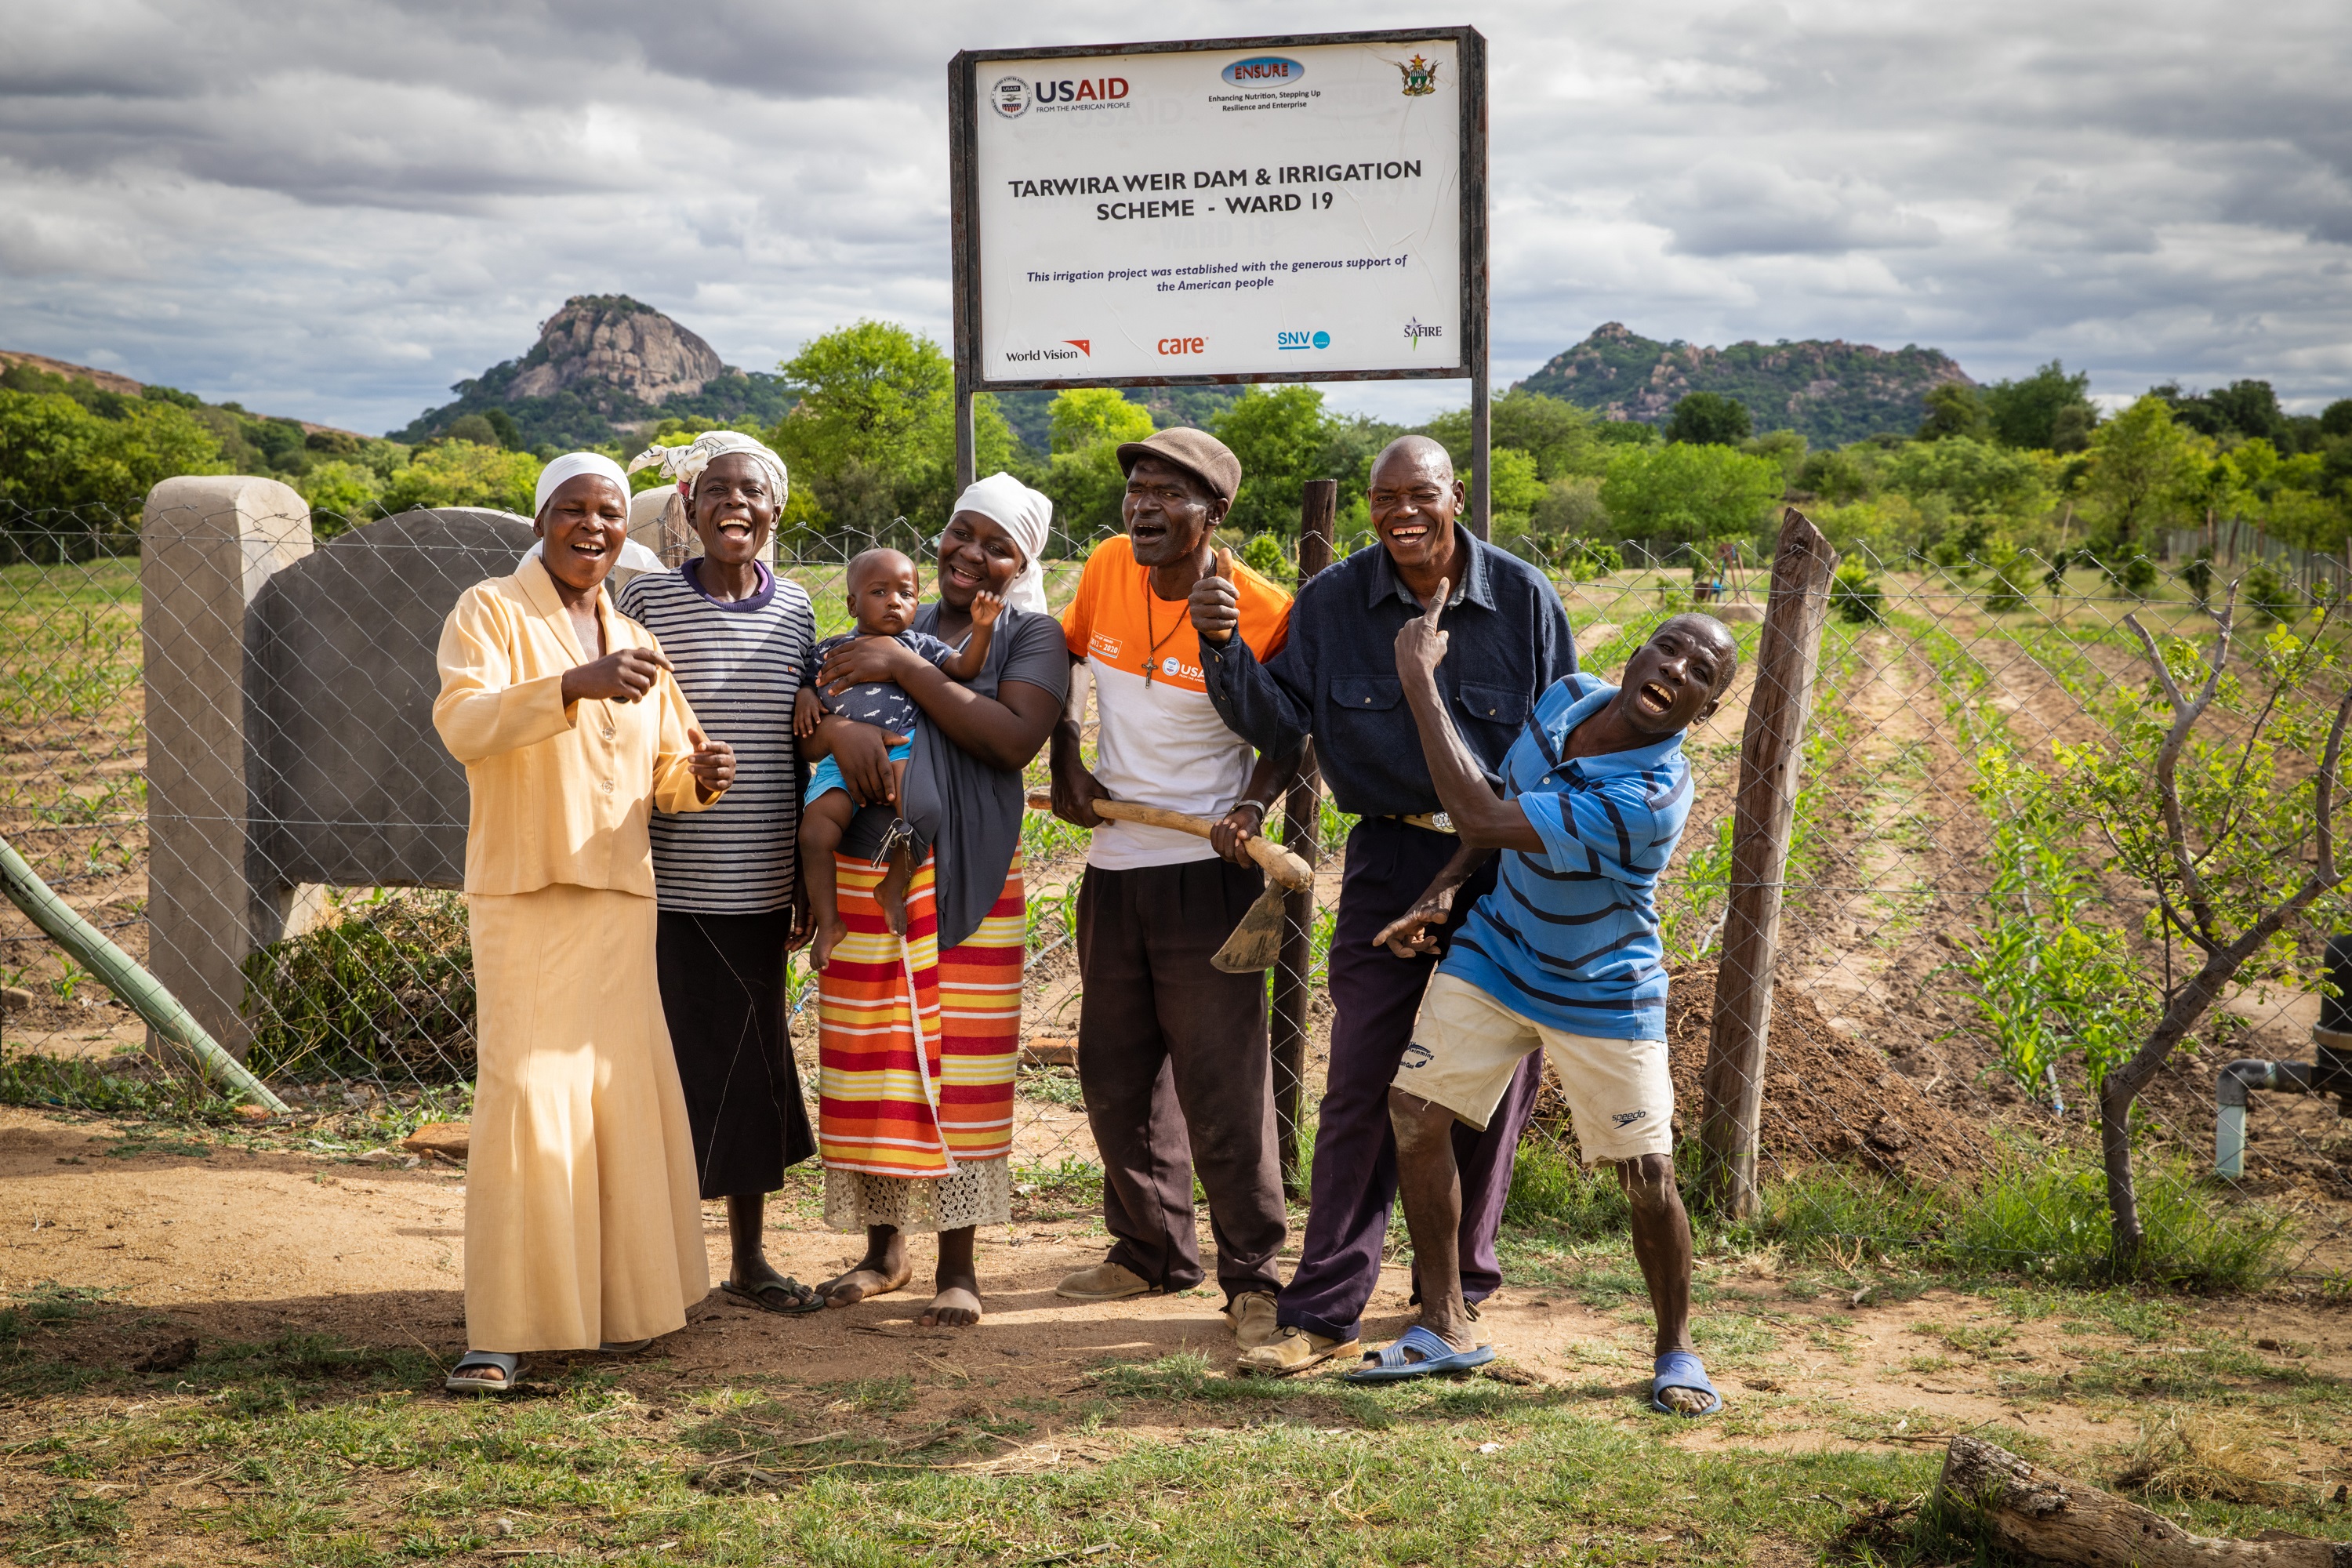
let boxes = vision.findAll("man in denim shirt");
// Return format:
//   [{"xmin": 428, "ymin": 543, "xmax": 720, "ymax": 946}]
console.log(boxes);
[{"xmin": 1189, "ymin": 434, "xmax": 1576, "ymax": 1374}]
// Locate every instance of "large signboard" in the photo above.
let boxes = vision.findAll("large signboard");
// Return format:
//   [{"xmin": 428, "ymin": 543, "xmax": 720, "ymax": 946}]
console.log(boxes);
[{"xmin": 950, "ymin": 30, "xmax": 1485, "ymax": 391}]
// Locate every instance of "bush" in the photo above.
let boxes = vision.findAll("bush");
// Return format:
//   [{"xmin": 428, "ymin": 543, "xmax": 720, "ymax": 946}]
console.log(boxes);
[
  {"xmin": 2241, "ymin": 560, "xmax": 2302, "ymax": 624},
  {"xmin": 1946, "ymin": 1145, "xmax": 2290, "ymax": 1289},
  {"xmin": 1831, "ymin": 559, "xmax": 1885, "ymax": 623},
  {"xmin": 1238, "ymin": 531, "xmax": 1294, "ymax": 586},
  {"xmin": 1981, "ymin": 550, "xmax": 2035, "ymax": 613},
  {"xmin": 241, "ymin": 890, "xmax": 476, "ymax": 1080},
  {"xmin": 1599, "ymin": 441, "xmax": 1784, "ymax": 545}
]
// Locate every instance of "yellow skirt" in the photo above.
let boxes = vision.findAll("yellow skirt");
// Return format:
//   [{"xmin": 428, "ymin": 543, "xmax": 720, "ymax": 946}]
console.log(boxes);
[{"xmin": 464, "ymin": 884, "xmax": 708, "ymax": 1351}]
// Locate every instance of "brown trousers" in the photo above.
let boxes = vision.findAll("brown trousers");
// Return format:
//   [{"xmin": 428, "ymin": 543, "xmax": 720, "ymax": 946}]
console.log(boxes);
[{"xmin": 1075, "ymin": 857, "xmax": 1287, "ymax": 1301}]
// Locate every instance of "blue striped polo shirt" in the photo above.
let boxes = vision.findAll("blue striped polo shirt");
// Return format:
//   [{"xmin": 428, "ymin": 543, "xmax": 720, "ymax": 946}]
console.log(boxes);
[{"xmin": 1438, "ymin": 673, "xmax": 1693, "ymax": 1040}]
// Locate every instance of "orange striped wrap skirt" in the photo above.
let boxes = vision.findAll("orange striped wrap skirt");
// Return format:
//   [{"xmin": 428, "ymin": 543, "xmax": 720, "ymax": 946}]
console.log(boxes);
[{"xmin": 817, "ymin": 851, "xmax": 1022, "ymax": 1180}]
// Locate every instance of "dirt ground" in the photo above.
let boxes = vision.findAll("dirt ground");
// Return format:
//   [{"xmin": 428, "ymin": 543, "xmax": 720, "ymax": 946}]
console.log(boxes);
[{"xmin": 6, "ymin": 1099, "xmax": 2350, "ymax": 1490}]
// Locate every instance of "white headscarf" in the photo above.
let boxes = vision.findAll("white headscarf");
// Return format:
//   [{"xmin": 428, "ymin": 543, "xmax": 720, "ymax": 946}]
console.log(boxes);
[
  {"xmin": 627, "ymin": 430, "xmax": 789, "ymax": 508},
  {"xmin": 524, "ymin": 450, "xmax": 662, "ymax": 574},
  {"xmin": 949, "ymin": 471, "xmax": 1052, "ymax": 614}
]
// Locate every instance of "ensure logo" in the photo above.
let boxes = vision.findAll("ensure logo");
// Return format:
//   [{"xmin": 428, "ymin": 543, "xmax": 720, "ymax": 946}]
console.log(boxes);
[
  {"xmin": 1277, "ymin": 330, "xmax": 1331, "ymax": 351},
  {"xmin": 1221, "ymin": 55, "xmax": 1304, "ymax": 89},
  {"xmin": 991, "ymin": 77, "xmax": 1030, "ymax": 118}
]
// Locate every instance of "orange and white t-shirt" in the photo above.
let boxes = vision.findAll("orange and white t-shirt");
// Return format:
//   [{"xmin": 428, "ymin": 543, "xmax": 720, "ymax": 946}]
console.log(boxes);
[{"xmin": 1060, "ymin": 535, "xmax": 1293, "ymax": 870}]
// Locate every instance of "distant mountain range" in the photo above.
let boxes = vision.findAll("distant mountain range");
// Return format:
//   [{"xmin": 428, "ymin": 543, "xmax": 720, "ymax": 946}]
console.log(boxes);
[
  {"xmin": 392, "ymin": 296, "xmax": 796, "ymax": 448},
  {"xmin": 1515, "ymin": 322, "xmax": 1973, "ymax": 446}
]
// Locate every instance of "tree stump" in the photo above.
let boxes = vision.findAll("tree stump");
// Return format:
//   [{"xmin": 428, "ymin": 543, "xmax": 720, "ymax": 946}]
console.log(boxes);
[{"xmin": 1936, "ymin": 1435, "xmax": 2349, "ymax": 1566}]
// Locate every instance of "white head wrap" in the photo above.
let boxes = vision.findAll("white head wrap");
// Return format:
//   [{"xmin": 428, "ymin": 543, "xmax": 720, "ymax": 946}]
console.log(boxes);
[
  {"xmin": 627, "ymin": 430, "xmax": 789, "ymax": 508},
  {"xmin": 949, "ymin": 471, "xmax": 1052, "ymax": 614},
  {"xmin": 523, "ymin": 450, "xmax": 661, "ymax": 574}
]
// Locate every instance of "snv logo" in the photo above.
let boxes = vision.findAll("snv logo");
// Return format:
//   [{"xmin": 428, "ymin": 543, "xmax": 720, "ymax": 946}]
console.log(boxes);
[
  {"xmin": 1277, "ymin": 330, "xmax": 1330, "ymax": 351},
  {"xmin": 1221, "ymin": 56, "xmax": 1304, "ymax": 88}
]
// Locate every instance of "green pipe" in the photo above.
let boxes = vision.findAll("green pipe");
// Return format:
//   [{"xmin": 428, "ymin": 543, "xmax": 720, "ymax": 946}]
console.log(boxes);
[{"xmin": 0, "ymin": 834, "xmax": 290, "ymax": 1113}]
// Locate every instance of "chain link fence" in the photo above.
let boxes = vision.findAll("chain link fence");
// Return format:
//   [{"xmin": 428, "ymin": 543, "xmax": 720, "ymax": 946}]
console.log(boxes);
[{"xmin": 4, "ymin": 495, "xmax": 2348, "ymax": 1287}]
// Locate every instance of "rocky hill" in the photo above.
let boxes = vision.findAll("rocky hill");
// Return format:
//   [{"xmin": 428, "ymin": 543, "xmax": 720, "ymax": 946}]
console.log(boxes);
[
  {"xmin": 395, "ymin": 296, "xmax": 794, "ymax": 448},
  {"xmin": 1517, "ymin": 323, "xmax": 1973, "ymax": 446}
]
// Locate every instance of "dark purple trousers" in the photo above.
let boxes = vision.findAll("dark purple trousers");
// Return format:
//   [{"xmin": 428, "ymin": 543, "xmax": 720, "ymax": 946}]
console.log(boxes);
[{"xmin": 1276, "ymin": 818, "xmax": 1544, "ymax": 1344}]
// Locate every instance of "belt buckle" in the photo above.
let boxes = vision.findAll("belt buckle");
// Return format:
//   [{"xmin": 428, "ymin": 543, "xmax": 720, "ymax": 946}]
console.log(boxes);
[{"xmin": 1431, "ymin": 811, "xmax": 1454, "ymax": 833}]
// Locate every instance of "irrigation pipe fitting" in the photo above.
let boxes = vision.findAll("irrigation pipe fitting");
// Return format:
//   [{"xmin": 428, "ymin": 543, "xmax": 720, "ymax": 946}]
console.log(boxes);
[
  {"xmin": 2215, "ymin": 1057, "xmax": 2317, "ymax": 1179},
  {"xmin": 0, "ymin": 833, "xmax": 289, "ymax": 1114}
]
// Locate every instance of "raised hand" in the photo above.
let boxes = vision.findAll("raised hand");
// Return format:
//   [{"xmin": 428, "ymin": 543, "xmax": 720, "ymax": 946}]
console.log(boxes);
[
  {"xmin": 1189, "ymin": 546, "xmax": 1240, "ymax": 645},
  {"xmin": 969, "ymin": 589, "xmax": 1004, "ymax": 629},
  {"xmin": 562, "ymin": 647, "xmax": 672, "ymax": 705}
]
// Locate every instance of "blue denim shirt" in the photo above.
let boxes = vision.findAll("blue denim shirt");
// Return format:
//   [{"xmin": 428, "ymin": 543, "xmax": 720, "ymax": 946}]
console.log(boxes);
[{"xmin": 1200, "ymin": 534, "xmax": 1577, "ymax": 818}]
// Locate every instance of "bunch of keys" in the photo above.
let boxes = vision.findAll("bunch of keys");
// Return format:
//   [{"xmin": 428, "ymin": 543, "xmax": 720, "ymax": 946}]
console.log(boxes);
[{"xmin": 869, "ymin": 816, "xmax": 917, "ymax": 867}]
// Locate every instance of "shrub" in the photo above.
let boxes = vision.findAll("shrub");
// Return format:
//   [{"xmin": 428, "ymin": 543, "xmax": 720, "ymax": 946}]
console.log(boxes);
[
  {"xmin": 241, "ymin": 889, "xmax": 476, "ymax": 1080},
  {"xmin": 1238, "ymin": 531, "xmax": 1295, "ymax": 586},
  {"xmin": 1981, "ymin": 550, "xmax": 2035, "ymax": 614},
  {"xmin": 2241, "ymin": 560, "xmax": 2301, "ymax": 624},
  {"xmin": 1945, "ymin": 1145, "xmax": 2290, "ymax": 1289},
  {"xmin": 1831, "ymin": 559, "xmax": 1884, "ymax": 623}
]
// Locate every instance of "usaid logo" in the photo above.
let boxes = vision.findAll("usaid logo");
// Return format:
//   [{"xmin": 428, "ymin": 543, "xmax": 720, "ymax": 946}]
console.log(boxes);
[
  {"xmin": 1221, "ymin": 56, "xmax": 1304, "ymax": 89},
  {"xmin": 991, "ymin": 77, "xmax": 1030, "ymax": 117},
  {"xmin": 1277, "ymin": 330, "xmax": 1331, "ymax": 351}
]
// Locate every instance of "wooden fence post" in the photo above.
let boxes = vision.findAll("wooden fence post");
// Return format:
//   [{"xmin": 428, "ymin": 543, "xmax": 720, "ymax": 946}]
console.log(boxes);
[
  {"xmin": 1271, "ymin": 478, "xmax": 1337, "ymax": 1196},
  {"xmin": 1700, "ymin": 507, "xmax": 1838, "ymax": 1217}
]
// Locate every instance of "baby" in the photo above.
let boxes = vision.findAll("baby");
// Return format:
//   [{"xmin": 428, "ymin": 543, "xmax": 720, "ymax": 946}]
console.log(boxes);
[{"xmin": 795, "ymin": 547, "xmax": 1000, "ymax": 971}]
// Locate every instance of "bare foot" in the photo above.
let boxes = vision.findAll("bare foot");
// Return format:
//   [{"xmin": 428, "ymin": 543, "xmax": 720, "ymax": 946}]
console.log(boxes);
[
  {"xmin": 918, "ymin": 1286, "xmax": 982, "ymax": 1328},
  {"xmin": 818, "ymin": 1260, "xmax": 908, "ymax": 1307},
  {"xmin": 811, "ymin": 914, "xmax": 850, "ymax": 973}
]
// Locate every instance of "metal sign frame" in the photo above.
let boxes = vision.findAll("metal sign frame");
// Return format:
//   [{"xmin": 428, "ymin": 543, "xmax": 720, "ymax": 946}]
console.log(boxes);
[{"xmin": 948, "ymin": 27, "xmax": 1493, "ymax": 534}]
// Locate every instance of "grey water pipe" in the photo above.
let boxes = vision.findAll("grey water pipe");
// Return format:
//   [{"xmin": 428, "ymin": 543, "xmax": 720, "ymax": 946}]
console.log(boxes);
[
  {"xmin": 2213, "ymin": 934, "xmax": 2352, "ymax": 1178},
  {"xmin": 0, "ymin": 833, "xmax": 289, "ymax": 1113}
]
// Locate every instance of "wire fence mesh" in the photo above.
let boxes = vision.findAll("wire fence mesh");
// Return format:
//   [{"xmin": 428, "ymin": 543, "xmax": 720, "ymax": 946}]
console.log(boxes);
[{"xmin": 3, "ymin": 495, "xmax": 2348, "ymax": 1287}]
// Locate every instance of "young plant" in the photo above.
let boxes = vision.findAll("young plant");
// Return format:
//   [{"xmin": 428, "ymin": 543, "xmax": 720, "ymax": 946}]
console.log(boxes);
[{"xmin": 2068, "ymin": 589, "xmax": 2352, "ymax": 1270}]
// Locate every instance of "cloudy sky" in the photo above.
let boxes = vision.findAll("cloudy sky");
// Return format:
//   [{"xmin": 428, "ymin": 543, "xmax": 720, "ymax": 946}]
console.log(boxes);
[{"xmin": 3, "ymin": 0, "xmax": 2347, "ymax": 434}]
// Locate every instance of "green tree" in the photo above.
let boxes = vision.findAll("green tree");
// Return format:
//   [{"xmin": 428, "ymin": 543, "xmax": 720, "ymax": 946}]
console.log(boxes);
[
  {"xmin": 1048, "ymin": 388, "xmax": 1152, "ymax": 453},
  {"xmin": 1984, "ymin": 361, "xmax": 2097, "ymax": 451},
  {"xmin": 1662, "ymin": 391, "xmax": 1751, "ymax": 447},
  {"xmin": 2321, "ymin": 400, "xmax": 2352, "ymax": 440},
  {"xmin": 381, "ymin": 441, "xmax": 543, "ymax": 517},
  {"xmin": 1598, "ymin": 442, "xmax": 1784, "ymax": 545},
  {"xmin": 1915, "ymin": 381, "xmax": 1991, "ymax": 442},
  {"xmin": 2079, "ymin": 395, "xmax": 2206, "ymax": 567},
  {"xmin": 1488, "ymin": 447, "xmax": 1545, "ymax": 537},
  {"xmin": 1420, "ymin": 390, "xmax": 1606, "ymax": 481},
  {"xmin": 484, "ymin": 409, "xmax": 523, "ymax": 449},
  {"xmin": 1211, "ymin": 384, "xmax": 1340, "ymax": 536},
  {"xmin": 295, "ymin": 460, "xmax": 387, "ymax": 535},
  {"xmin": 1880, "ymin": 436, "xmax": 2052, "ymax": 518},
  {"xmin": 0, "ymin": 390, "xmax": 227, "ymax": 511}
]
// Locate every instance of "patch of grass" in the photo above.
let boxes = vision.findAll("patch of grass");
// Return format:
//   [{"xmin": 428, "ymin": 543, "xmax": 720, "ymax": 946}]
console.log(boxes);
[
  {"xmin": 2112, "ymin": 1411, "xmax": 2302, "ymax": 1504},
  {"xmin": 1755, "ymin": 1164, "xmax": 1948, "ymax": 1263},
  {"xmin": 241, "ymin": 887, "xmax": 476, "ymax": 1081},
  {"xmin": 1948, "ymin": 1146, "xmax": 2292, "ymax": 1290},
  {"xmin": 0, "ymin": 1047, "xmax": 230, "ymax": 1119},
  {"xmin": 1503, "ymin": 1137, "xmax": 1630, "ymax": 1237}
]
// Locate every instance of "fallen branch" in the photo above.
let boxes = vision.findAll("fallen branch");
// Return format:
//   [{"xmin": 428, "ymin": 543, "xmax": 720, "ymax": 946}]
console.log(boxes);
[{"xmin": 1936, "ymin": 1434, "xmax": 2349, "ymax": 1566}]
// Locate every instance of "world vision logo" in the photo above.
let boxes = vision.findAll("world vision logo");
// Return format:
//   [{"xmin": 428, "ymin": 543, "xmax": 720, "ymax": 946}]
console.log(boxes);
[
  {"xmin": 1065, "ymin": 339, "xmax": 1090, "ymax": 354},
  {"xmin": 1395, "ymin": 54, "xmax": 1440, "ymax": 96}
]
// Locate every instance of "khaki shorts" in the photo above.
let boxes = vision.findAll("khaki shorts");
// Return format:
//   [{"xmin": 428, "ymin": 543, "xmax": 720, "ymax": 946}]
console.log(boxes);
[{"xmin": 1394, "ymin": 971, "xmax": 1675, "ymax": 1165}]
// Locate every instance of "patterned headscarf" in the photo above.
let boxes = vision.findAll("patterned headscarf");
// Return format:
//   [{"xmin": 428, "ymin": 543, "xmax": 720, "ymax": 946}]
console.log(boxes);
[{"xmin": 626, "ymin": 430, "xmax": 789, "ymax": 507}]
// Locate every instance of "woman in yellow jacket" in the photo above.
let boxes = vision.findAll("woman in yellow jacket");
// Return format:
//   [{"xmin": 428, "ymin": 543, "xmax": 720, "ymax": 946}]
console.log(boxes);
[{"xmin": 433, "ymin": 452, "xmax": 735, "ymax": 1393}]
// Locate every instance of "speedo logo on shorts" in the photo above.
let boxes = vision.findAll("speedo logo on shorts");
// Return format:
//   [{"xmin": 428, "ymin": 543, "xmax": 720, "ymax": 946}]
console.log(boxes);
[
  {"xmin": 1400, "ymin": 1040, "xmax": 1433, "ymax": 1069},
  {"xmin": 1610, "ymin": 1109, "xmax": 1649, "ymax": 1129}
]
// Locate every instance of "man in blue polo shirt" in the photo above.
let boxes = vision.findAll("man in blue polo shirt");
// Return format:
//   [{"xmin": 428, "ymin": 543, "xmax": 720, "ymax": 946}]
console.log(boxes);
[{"xmin": 1352, "ymin": 603, "xmax": 1738, "ymax": 1417}]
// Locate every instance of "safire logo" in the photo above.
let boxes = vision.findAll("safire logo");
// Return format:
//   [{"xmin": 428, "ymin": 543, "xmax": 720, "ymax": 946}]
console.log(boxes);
[
  {"xmin": 1277, "ymin": 330, "xmax": 1331, "ymax": 351},
  {"xmin": 1222, "ymin": 56, "xmax": 1304, "ymax": 89}
]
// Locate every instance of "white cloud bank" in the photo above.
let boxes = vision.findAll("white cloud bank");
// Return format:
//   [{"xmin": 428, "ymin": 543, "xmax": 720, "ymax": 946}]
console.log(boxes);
[{"xmin": 1, "ymin": 0, "xmax": 2346, "ymax": 433}]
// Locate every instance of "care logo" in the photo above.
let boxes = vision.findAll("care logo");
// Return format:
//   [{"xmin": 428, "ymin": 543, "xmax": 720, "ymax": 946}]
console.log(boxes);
[
  {"xmin": 990, "ymin": 76, "xmax": 1030, "ymax": 118},
  {"xmin": 1221, "ymin": 56, "xmax": 1305, "ymax": 89},
  {"xmin": 1403, "ymin": 318, "xmax": 1443, "ymax": 350},
  {"xmin": 1276, "ymin": 330, "xmax": 1330, "ymax": 351},
  {"xmin": 1394, "ymin": 53, "xmax": 1440, "ymax": 96}
]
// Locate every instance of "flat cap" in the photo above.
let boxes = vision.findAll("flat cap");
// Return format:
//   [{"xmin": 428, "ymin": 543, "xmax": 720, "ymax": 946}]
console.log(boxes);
[{"xmin": 1116, "ymin": 426, "xmax": 1241, "ymax": 509}]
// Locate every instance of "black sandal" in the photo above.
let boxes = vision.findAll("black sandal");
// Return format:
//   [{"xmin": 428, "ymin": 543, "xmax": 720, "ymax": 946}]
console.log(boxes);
[{"xmin": 721, "ymin": 1277, "xmax": 826, "ymax": 1316}]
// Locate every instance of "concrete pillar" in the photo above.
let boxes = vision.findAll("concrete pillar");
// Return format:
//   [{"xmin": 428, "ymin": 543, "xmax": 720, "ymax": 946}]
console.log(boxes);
[{"xmin": 140, "ymin": 475, "xmax": 316, "ymax": 1059}]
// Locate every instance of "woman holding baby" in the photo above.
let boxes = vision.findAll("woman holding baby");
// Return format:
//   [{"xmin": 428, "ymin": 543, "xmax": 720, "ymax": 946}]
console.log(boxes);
[{"xmin": 799, "ymin": 474, "xmax": 1067, "ymax": 1327}]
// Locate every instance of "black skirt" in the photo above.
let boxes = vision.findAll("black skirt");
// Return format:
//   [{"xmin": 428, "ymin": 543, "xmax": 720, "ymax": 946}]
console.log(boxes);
[{"xmin": 654, "ymin": 909, "xmax": 817, "ymax": 1200}]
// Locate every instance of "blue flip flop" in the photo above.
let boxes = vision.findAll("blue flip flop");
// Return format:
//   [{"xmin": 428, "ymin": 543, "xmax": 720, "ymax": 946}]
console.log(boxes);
[
  {"xmin": 1343, "ymin": 1324, "xmax": 1496, "ymax": 1384},
  {"xmin": 1650, "ymin": 1349, "xmax": 1723, "ymax": 1416}
]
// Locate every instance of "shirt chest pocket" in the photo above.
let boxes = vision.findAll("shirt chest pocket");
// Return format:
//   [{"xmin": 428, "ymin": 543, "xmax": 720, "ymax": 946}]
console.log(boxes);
[
  {"xmin": 1330, "ymin": 675, "xmax": 1402, "ymax": 715},
  {"xmin": 1454, "ymin": 681, "xmax": 1529, "ymax": 729}
]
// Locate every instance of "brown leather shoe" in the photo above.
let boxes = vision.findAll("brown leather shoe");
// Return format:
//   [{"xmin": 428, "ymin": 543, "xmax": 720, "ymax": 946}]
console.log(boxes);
[
  {"xmin": 1054, "ymin": 1261, "xmax": 1154, "ymax": 1301},
  {"xmin": 1224, "ymin": 1291, "xmax": 1278, "ymax": 1348},
  {"xmin": 1236, "ymin": 1324, "xmax": 1359, "ymax": 1377}
]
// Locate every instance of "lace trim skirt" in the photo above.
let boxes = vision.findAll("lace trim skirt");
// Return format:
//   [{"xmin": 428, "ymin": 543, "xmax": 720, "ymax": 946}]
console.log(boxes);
[{"xmin": 823, "ymin": 1157, "xmax": 1012, "ymax": 1234}]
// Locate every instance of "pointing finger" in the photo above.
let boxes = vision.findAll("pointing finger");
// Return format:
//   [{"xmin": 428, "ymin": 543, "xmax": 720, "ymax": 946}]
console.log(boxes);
[{"xmin": 1425, "ymin": 579, "xmax": 1449, "ymax": 631}]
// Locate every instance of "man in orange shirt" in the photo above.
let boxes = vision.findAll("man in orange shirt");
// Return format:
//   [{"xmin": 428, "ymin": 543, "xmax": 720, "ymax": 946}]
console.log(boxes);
[{"xmin": 1049, "ymin": 428, "xmax": 1298, "ymax": 1350}]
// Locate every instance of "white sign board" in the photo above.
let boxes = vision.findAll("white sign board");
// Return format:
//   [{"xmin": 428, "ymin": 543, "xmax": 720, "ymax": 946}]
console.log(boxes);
[{"xmin": 968, "ymin": 37, "xmax": 1466, "ymax": 386}]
